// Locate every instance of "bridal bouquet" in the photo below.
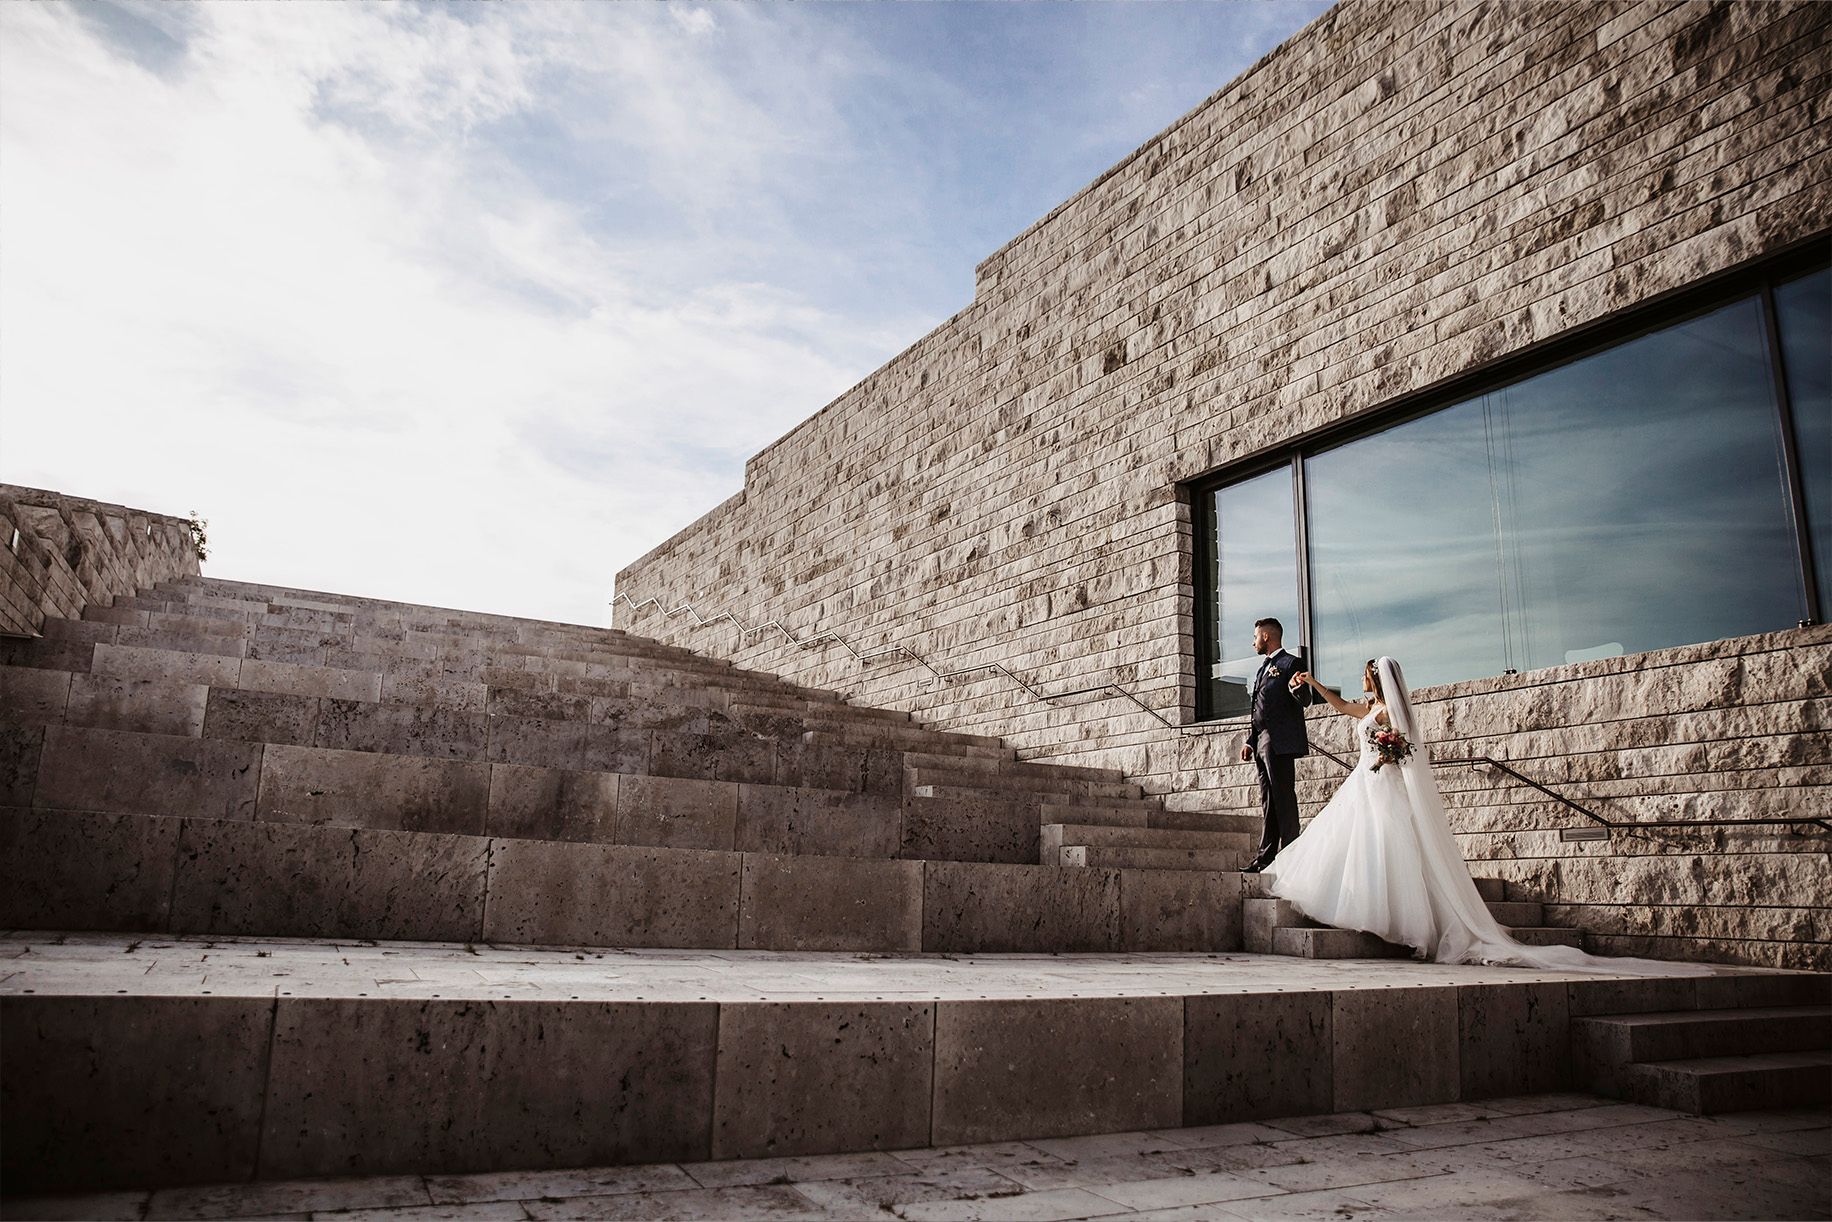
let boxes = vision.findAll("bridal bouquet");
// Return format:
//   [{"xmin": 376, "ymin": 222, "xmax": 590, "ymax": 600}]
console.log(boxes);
[{"xmin": 1366, "ymin": 723, "xmax": 1414, "ymax": 771}]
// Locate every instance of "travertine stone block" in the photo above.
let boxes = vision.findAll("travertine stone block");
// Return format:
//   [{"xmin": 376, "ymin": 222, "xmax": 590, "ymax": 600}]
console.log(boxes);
[
  {"xmin": 0, "ymin": 996, "xmax": 272, "ymax": 1192},
  {"xmin": 239, "ymin": 658, "xmax": 381, "ymax": 703},
  {"xmin": 257, "ymin": 743, "xmax": 491, "ymax": 836},
  {"xmin": 712, "ymin": 1002, "xmax": 933, "ymax": 1159},
  {"xmin": 617, "ymin": 774, "xmax": 739, "ymax": 851},
  {"xmin": 483, "ymin": 839, "xmax": 740, "ymax": 948},
  {"xmin": 738, "ymin": 853, "xmax": 922, "ymax": 951},
  {"xmin": 1457, "ymin": 981, "xmax": 1569, "ymax": 1099},
  {"xmin": 201, "ymin": 688, "xmax": 319, "ymax": 746},
  {"xmin": 34, "ymin": 725, "xmax": 258, "ymax": 820},
  {"xmin": 314, "ymin": 697, "xmax": 488, "ymax": 760},
  {"xmin": 91, "ymin": 642, "xmax": 239, "ymax": 688},
  {"xmin": 169, "ymin": 819, "xmax": 488, "ymax": 941},
  {"xmin": 487, "ymin": 763, "xmax": 619, "ymax": 843},
  {"xmin": 932, "ymin": 997, "xmax": 1182, "ymax": 1145},
  {"xmin": 899, "ymin": 795, "xmax": 1038, "ymax": 865},
  {"xmin": 1120, "ymin": 869, "xmax": 1241, "ymax": 951},
  {"xmin": 1184, "ymin": 991, "xmax": 1332, "ymax": 1124},
  {"xmin": 0, "ymin": 665, "xmax": 70, "ymax": 724},
  {"xmin": 65, "ymin": 674, "xmax": 207, "ymax": 737},
  {"xmin": 651, "ymin": 730, "xmax": 774, "ymax": 785},
  {"xmin": 1331, "ymin": 985, "xmax": 1460, "ymax": 1112},
  {"xmin": 922, "ymin": 860, "xmax": 1120, "ymax": 953},
  {"xmin": 0, "ymin": 724, "xmax": 42, "ymax": 806},
  {"xmin": 736, "ymin": 785, "xmax": 900, "ymax": 858},
  {"xmin": 260, "ymin": 1000, "xmax": 717, "ymax": 1178},
  {"xmin": 0, "ymin": 806, "xmax": 178, "ymax": 931},
  {"xmin": 485, "ymin": 714, "xmax": 647, "ymax": 774}
]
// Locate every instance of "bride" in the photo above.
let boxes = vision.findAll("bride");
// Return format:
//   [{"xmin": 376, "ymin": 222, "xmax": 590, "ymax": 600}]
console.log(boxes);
[{"xmin": 1266, "ymin": 656, "xmax": 1707, "ymax": 974}]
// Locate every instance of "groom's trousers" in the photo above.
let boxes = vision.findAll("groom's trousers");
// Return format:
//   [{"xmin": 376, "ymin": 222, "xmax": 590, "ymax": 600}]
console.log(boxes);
[{"xmin": 1253, "ymin": 734, "xmax": 1302, "ymax": 863}]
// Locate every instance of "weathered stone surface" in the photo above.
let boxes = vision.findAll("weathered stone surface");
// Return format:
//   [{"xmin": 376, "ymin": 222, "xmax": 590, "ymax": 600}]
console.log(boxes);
[
  {"xmin": 169, "ymin": 819, "xmax": 488, "ymax": 941},
  {"xmin": 932, "ymin": 998, "xmax": 1181, "ymax": 1145},
  {"xmin": 0, "ymin": 724, "xmax": 43, "ymax": 806},
  {"xmin": 90, "ymin": 642, "xmax": 238, "ymax": 688},
  {"xmin": 487, "ymin": 763, "xmax": 619, "ymax": 843},
  {"xmin": 260, "ymin": 1000, "xmax": 717, "ymax": 1178},
  {"xmin": 651, "ymin": 730, "xmax": 775, "ymax": 785},
  {"xmin": 484, "ymin": 714, "xmax": 647, "ymax": 774},
  {"xmin": 737, "ymin": 785, "xmax": 900, "ymax": 858},
  {"xmin": 314, "ymin": 698, "xmax": 487, "ymax": 760},
  {"xmin": 0, "ymin": 806, "xmax": 178, "ymax": 931},
  {"xmin": 34, "ymin": 725, "xmax": 258, "ymax": 820},
  {"xmin": 0, "ymin": 665, "xmax": 70, "ymax": 724},
  {"xmin": 1120, "ymin": 869, "xmax": 1240, "ymax": 951},
  {"xmin": 0, "ymin": 995, "xmax": 271, "ymax": 1192},
  {"xmin": 1457, "ymin": 981, "xmax": 1568, "ymax": 1099},
  {"xmin": 256, "ymin": 743, "xmax": 491, "ymax": 836},
  {"xmin": 201, "ymin": 687, "xmax": 319, "ymax": 746},
  {"xmin": 922, "ymin": 861, "xmax": 1119, "ymax": 953},
  {"xmin": 483, "ymin": 839, "xmax": 740, "ymax": 948},
  {"xmin": 738, "ymin": 853, "xmax": 922, "ymax": 951},
  {"xmin": 712, "ymin": 1002, "xmax": 932, "ymax": 1159},
  {"xmin": 618, "ymin": 774, "xmax": 739, "ymax": 851},
  {"xmin": 1184, "ymin": 991, "xmax": 1331, "ymax": 1124},
  {"xmin": 64, "ymin": 674, "xmax": 207, "ymax": 737},
  {"xmin": 1331, "ymin": 986, "xmax": 1459, "ymax": 1112},
  {"xmin": 239, "ymin": 657, "xmax": 380, "ymax": 703},
  {"xmin": 899, "ymin": 795, "xmax": 1038, "ymax": 865}
]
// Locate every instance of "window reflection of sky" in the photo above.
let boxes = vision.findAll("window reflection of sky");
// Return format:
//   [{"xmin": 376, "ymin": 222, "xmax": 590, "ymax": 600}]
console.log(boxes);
[
  {"xmin": 1210, "ymin": 467, "xmax": 1298, "ymax": 712},
  {"xmin": 1304, "ymin": 296, "xmax": 1804, "ymax": 691},
  {"xmin": 1775, "ymin": 268, "xmax": 1830, "ymax": 611}
]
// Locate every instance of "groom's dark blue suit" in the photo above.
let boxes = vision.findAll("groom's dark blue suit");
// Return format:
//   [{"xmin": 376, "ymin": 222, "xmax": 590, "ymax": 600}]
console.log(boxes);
[{"xmin": 1248, "ymin": 648, "xmax": 1315, "ymax": 870}]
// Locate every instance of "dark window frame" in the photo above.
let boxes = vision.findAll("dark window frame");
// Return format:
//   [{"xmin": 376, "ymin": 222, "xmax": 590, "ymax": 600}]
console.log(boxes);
[{"xmin": 1187, "ymin": 235, "xmax": 1832, "ymax": 723}]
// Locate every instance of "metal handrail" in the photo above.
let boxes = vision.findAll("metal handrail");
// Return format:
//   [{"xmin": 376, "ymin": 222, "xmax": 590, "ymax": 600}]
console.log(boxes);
[{"xmin": 611, "ymin": 591, "xmax": 1832, "ymax": 835}]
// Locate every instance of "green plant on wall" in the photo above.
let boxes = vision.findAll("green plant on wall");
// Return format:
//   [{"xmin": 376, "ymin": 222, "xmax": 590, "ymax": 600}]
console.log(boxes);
[{"xmin": 186, "ymin": 510, "xmax": 209, "ymax": 561}]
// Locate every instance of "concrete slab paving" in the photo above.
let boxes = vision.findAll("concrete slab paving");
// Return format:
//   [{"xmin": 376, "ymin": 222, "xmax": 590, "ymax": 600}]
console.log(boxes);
[{"xmin": 5, "ymin": 1095, "xmax": 1824, "ymax": 1220}]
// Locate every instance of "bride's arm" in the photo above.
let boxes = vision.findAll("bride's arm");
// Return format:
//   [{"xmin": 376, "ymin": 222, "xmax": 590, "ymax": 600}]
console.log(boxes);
[{"xmin": 1290, "ymin": 672, "xmax": 1372, "ymax": 719}]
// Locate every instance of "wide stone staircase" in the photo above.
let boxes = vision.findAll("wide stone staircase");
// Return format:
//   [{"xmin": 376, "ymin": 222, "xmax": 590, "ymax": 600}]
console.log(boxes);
[{"xmin": 1, "ymin": 575, "xmax": 1826, "ymax": 1196}]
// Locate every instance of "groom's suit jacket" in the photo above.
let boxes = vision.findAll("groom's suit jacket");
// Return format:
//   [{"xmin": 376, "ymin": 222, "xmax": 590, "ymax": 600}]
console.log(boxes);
[{"xmin": 1250, "ymin": 649, "xmax": 1315, "ymax": 757}]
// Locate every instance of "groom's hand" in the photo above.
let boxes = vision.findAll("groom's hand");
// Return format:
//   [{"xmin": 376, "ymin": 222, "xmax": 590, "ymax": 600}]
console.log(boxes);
[
  {"xmin": 1238, "ymin": 743, "xmax": 1252, "ymax": 762},
  {"xmin": 1290, "ymin": 671, "xmax": 1310, "ymax": 690}
]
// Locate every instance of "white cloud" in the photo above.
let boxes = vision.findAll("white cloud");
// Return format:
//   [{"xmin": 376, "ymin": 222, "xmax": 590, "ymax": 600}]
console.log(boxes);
[{"xmin": 0, "ymin": 1, "xmax": 907, "ymax": 625}]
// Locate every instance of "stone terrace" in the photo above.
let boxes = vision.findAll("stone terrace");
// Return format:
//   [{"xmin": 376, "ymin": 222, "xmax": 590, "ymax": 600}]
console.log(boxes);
[{"xmin": 1, "ymin": 574, "xmax": 1826, "ymax": 1200}]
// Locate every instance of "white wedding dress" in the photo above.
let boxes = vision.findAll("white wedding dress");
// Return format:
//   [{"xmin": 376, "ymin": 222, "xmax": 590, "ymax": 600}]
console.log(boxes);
[{"xmin": 1263, "ymin": 658, "xmax": 1710, "ymax": 975}]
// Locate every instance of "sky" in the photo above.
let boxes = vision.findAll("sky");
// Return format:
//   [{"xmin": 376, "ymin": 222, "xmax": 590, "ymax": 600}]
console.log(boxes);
[{"xmin": 0, "ymin": 0, "xmax": 1329, "ymax": 626}]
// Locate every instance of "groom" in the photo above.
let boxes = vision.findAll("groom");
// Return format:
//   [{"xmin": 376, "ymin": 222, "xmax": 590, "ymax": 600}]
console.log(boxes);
[{"xmin": 1238, "ymin": 617, "xmax": 1315, "ymax": 872}]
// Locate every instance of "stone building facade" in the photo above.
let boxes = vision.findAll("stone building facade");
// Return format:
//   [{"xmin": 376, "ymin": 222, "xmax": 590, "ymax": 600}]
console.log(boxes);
[
  {"xmin": 0, "ymin": 485, "xmax": 201, "ymax": 639},
  {"xmin": 616, "ymin": 1, "xmax": 1831, "ymax": 969}
]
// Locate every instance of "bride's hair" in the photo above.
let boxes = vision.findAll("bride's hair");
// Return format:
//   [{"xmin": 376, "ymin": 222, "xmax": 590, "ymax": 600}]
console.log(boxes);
[{"xmin": 1364, "ymin": 659, "xmax": 1383, "ymax": 700}]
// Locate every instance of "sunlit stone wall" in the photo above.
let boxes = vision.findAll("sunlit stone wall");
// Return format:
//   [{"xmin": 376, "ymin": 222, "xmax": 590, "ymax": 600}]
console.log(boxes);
[{"xmin": 617, "ymin": 0, "xmax": 1832, "ymax": 969}]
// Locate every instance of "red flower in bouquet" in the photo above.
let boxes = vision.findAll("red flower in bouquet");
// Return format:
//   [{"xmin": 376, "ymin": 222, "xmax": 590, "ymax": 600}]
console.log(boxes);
[{"xmin": 1367, "ymin": 723, "xmax": 1414, "ymax": 771}]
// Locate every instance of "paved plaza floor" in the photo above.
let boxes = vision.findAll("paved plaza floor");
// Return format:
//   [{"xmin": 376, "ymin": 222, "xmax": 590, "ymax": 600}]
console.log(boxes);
[
  {"xmin": 0, "ymin": 933, "xmax": 1797, "ymax": 1001},
  {"xmin": 5, "ymin": 1094, "xmax": 1826, "ymax": 1221}
]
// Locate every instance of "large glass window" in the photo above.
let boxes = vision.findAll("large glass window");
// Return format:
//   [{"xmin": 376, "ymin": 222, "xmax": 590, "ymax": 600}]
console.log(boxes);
[
  {"xmin": 1775, "ymin": 268, "xmax": 1830, "ymax": 612},
  {"xmin": 1201, "ymin": 467, "xmax": 1300, "ymax": 717},
  {"xmin": 1193, "ymin": 255, "xmax": 1829, "ymax": 717}
]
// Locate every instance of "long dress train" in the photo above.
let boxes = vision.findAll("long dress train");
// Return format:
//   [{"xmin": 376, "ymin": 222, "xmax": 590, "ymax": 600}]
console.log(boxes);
[{"xmin": 1263, "ymin": 683, "xmax": 1711, "ymax": 976}]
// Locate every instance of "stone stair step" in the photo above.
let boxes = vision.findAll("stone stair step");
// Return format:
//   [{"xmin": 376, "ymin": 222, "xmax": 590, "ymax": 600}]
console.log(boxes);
[
  {"xmin": 904, "ymin": 751, "xmax": 1123, "ymax": 784},
  {"xmin": 1243, "ymin": 896, "xmax": 1318, "ymax": 953},
  {"xmin": 1573, "ymin": 1006, "xmax": 1831, "ymax": 1081},
  {"xmin": 0, "ymin": 806, "xmax": 1218, "ymax": 957},
  {"xmin": 804, "ymin": 721, "xmax": 1006, "ymax": 753},
  {"xmin": 1040, "ymin": 802, "xmax": 1151, "ymax": 828},
  {"xmin": 1618, "ymin": 1049, "xmax": 1832, "ymax": 1114},
  {"xmin": 1483, "ymin": 900, "xmax": 1545, "ymax": 925},
  {"xmin": 1058, "ymin": 844, "xmax": 1243, "ymax": 871},
  {"xmin": 907, "ymin": 766, "xmax": 1140, "ymax": 801},
  {"xmin": 1146, "ymin": 810, "xmax": 1264, "ymax": 835},
  {"xmin": 1271, "ymin": 926, "xmax": 1412, "ymax": 959},
  {"xmin": 802, "ymin": 729, "xmax": 1010, "ymax": 759},
  {"xmin": 1504, "ymin": 926, "xmax": 1585, "ymax": 948},
  {"xmin": 1470, "ymin": 877, "xmax": 1506, "ymax": 902},
  {"xmin": 911, "ymin": 784, "xmax": 1158, "ymax": 810},
  {"xmin": 1041, "ymin": 823, "xmax": 1254, "ymax": 854}
]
